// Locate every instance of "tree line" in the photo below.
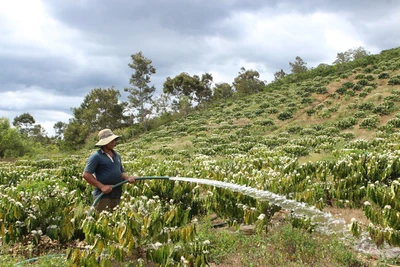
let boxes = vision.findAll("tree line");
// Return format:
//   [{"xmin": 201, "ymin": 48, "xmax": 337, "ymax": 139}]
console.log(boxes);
[{"xmin": 0, "ymin": 47, "xmax": 371, "ymax": 157}]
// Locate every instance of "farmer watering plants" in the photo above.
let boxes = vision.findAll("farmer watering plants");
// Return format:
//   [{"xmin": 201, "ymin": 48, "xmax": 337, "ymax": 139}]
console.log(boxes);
[{"xmin": 82, "ymin": 128, "xmax": 137, "ymax": 212}]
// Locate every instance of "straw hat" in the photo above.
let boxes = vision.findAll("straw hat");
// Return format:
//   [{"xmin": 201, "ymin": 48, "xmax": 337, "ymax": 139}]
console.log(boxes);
[{"xmin": 94, "ymin": 129, "xmax": 119, "ymax": 147}]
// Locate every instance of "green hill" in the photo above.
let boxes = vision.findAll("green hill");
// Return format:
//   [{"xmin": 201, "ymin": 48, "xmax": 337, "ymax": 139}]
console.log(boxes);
[{"xmin": 119, "ymin": 47, "xmax": 400, "ymax": 163}]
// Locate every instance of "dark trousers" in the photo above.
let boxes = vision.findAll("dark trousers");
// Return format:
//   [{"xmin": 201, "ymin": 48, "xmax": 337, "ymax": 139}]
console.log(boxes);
[{"xmin": 96, "ymin": 198, "xmax": 120, "ymax": 212}]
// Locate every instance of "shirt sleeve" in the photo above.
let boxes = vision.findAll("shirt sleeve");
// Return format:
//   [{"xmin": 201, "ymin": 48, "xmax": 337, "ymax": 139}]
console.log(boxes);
[{"xmin": 84, "ymin": 152, "xmax": 99, "ymax": 174}]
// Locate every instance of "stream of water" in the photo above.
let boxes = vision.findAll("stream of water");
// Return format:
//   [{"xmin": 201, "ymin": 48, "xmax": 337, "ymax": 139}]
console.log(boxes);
[{"xmin": 169, "ymin": 177, "xmax": 400, "ymax": 258}]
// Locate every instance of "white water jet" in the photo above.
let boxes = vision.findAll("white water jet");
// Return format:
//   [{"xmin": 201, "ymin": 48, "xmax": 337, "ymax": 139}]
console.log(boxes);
[{"xmin": 170, "ymin": 177, "xmax": 400, "ymax": 258}]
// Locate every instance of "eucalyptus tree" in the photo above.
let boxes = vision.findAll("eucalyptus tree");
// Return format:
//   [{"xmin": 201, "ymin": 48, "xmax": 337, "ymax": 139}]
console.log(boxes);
[
  {"xmin": 163, "ymin": 72, "xmax": 213, "ymax": 108},
  {"xmin": 233, "ymin": 67, "xmax": 265, "ymax": 94},
  {"xmin": 333, "ymin": 46, "xmax": 370, "ymax": 65},
  {"xmin": 13, "ymin": 112, "xmax": 35, "ymax": 136},
  {"xmin": 125, "ymin": 52, "xmax": 156, "ymax": 126},
  {"xmin": 53, "ymin": 121, "xmax": 67, "ymax": 140},
  {"xmin": 273, "ymin": 69, "xmax": 287, "ymax": 81},
  {"xmin": 153, "ymin": 93, "xmax": 172, "ymax": 117},
  {"xmin": 289, "ymin": 56, "xmax": 308, "ymax": 74},
  {"xmin": 30, "ymin": 124, "xmax": 47, "ymax": 142},
  {"xmin": 213, "ymin": 82, "xmax": 233, "ymax": 100}
]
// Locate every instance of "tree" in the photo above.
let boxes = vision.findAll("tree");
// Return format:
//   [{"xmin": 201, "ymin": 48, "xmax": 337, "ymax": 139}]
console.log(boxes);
[
  {"xmin": 53, "ymin": 121, "xmax": 67, "ymax": 140},
  {"xmin": 174, "ymin": 95, "xmax": 191, "ymax": 116},
  {"xmin": 153, "ymin": 93, "xmax": 172, "ymax": 117},
  {"xmin": 289, "ymin": 56, "xmax": 308, "ymax": 74},
  {"xmin": 274, "ymin": 69, "xmax": 287, "ymax": 81},
  {"xmin": 65, "ymin": 87, "xmax": 126, "ymax": 148},
  {"xmin": 233, "ymin": 67, "xmax": 265, "ymax": 94},
  {"xmin": 213, "ymin": 82, "xmax": 233, "ymax": 100},
  {"xmin": 197, "ymin": 73, "xmax": 213, "ymax": 104},
  {"xmin": 13, "ymin": 113, "xmax": 35, "ymax": 135},
  {"xmin": 30, "ymin": 124, "xmax": 47, "ymax": 142},
  {"xmin": 0, "ymin": 117, "xmax": 27, "ymax": 157},
  {"xmin": 352, "ymin": 46, "xmax": 370, "ymax": 60},
  {"xmin": 333, "ymin": 46, "xmax": 370, "ymax": 65},
  {"xmin": 124, "ymin": 52, "xmax": 156, "ymax": 126},
  {"xmin": 63, "ymin": 121, "xmax": 90, "ymax": 150},
  {"xmin": 71, "ymin": 87, "xmax": 126, "ymax": 131},
  {"xmin": 163, "ymin": 72, "xmax": 213, "ymax": 106}
]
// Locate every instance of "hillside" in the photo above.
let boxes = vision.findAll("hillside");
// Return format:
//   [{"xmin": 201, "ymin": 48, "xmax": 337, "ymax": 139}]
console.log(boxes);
[
  {"xmin": 2, "ymin": 47, "xmax": 400, "ymax": 266},
  {"xmin": 122, "ymin": 47, "xmax": 400, "ymax": 163}
]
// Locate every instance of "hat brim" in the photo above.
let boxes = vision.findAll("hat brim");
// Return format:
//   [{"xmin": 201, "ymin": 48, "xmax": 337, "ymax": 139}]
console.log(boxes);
[{"xmin": 94, "ymin": 135, "xmax": 120, "ymax": 147}]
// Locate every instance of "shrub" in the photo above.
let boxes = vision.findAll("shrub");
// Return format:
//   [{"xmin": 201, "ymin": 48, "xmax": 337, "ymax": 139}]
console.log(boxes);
[
  {"xmin": 255, "ymin": 119, "xmax": 275, "ymax": 126},
  {"xmin": 384, "ymin": 95, "xmax": 400, "ymax": 101},
  {"xmin": 259, "ymin": 103, "xmax": 270, "ymax": 109},
  {"xmin": 301, "ymin": 97, "xmax": 313, "ymax": 104},
  {"xmin": 255, "ymin": 109, "xmax": 265, "ymax": 115},
  {"xmin": 358, "ymin": 102, "xmax": 375, "ymax": 111},
  {"xmin": 365, "ymin": 74, "xmax": 375, "ymax": 81},
  {"xmin": 316, "ymin": 87, "xmax": 328, "ymax": 94},
  {"xmin": 363, "ymin": 86, "xmax": 374, "ymax": 93},
  {"xmin": 339, "ymin": 132, "xmax": 356, "ymax": 140},
  {"xmin": 342, "ymin": 82, "xmax": 354, "ymax": 89},
  {"xmin": 300, "ymin": 128, "xmax": 317, "ymax": 135},
  {"xmin": 353, "ymin": 84, "xmax": 364, "ymax": 91},
  {"xmin": 388, "ymin": 75, "xmax": 400, "ymax": 85},
  {"xmin": 378, "ymin": 72, "xmax": 390, "ymax": 79},
  {"xmin": 373, "ymin": 101, "xmax": 394, "ymax": 115},
  {"xmin": 306, "ymin": 109, "xmax": 316, "ymax": 116},
  {"xmin": 364, "ymin": 67, "xmax": 374, "ymax": 73},
  {"xmin": 287, "ymin": 126, "xmax": 302, "ymax": 134},
  {"xmin": 267, "ymin": 108, "xmax": 279, "ymax": 114},
  {"xmin": 354, "ymin": 111, "xmax": 367, "ymax": 118},
  {"xmin": 278, "ymin": 111, "xmax": 293, "ymax": 121},
  {"xmin": 359, "ymin": 116, "xmax": 380, "ymax": 129},
  {"xmin": 336, "ymin": 117, "xmax": 358, "ymax": 130},
  {"xmin": 336, "ymin": 87, "xmax": 347, "ymax": 95},
  {"xmin": 387, "ymin": 118, "xmax": 400, "ymax": 128},
  {"xmin": 357, "ymin": 79, "xmax": 369, "ymax": 86}
]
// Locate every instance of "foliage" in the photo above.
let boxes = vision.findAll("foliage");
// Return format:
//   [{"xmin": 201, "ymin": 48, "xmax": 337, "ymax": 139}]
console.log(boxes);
[
  {"xmin": 12, "ymin": 113, "xmax": 35, "ymax": 136},
  {"xmin": 333, "ymin": 46, "xmax": 370, "ymax": 65},
  {"xmin": 163, "ymin": 72, "xmax": 213, "ymax": 106},
  {"xmin": 289, "ymin": 56, "xmax": 307, "ymax": 74},
  {"xmin": 233, "ymin": 67, "xmax": 265, "ymax": 94},
  {"xmin": 213, "ymin": 82, "xmax": 234, "ymax": 100},
  {"xmin": 65, "ymin": 87, "xmax": 126, "ymax": 148},
  {"xmin": 274, "ymin": 69, "xmax": 287, "ymax": 81},
  {"xmin": 125, "ymin": 51, "xmax": 157, "ymax": 127},
  {"xmin": 0, "ymin": 117, "xmax": 29, "ymax": 158}
]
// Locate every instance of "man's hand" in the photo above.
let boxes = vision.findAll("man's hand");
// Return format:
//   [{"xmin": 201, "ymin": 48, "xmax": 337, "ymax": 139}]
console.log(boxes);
[
  {"xmin": 100, "ymin": 184, "xmax": 113, "ymax": 194},
  {"xmin": 127, "ymin": 176, "xmax": 137, "ymax": 184}
]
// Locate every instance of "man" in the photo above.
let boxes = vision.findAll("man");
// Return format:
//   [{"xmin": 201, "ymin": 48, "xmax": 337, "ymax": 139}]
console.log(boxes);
[{"xmin": 82, "ymin": 128, "xmax": 136, "ymax": 212}]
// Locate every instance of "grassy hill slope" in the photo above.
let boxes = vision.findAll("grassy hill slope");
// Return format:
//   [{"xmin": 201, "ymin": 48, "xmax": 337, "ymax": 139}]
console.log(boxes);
[{"xmin": 122, "ymin": 47, "xmax": 400, "ymax": 164}]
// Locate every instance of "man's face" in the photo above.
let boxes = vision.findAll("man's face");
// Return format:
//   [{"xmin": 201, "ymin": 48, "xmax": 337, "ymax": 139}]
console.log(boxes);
[{"xmin": 105, "ymin": 139, "xmax": 117, "ymax": 150}]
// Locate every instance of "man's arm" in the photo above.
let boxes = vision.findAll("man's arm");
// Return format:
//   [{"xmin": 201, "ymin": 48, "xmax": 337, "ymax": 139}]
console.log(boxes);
[{"xmin": 82, "ymin": 171, "xmax": 112, "ymax": 194}]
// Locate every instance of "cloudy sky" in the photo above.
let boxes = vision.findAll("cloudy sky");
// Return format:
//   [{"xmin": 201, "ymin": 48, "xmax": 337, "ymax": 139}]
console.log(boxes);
[{"xmin": 1, "ymin": 0, "xmax": 399, "ymax": 136}]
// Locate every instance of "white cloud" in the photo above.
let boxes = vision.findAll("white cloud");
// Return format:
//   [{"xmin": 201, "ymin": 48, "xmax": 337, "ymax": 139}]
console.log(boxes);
[{"xmin": 0, "ymin": 89, "xmax": 80, "ymax": 136}]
